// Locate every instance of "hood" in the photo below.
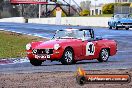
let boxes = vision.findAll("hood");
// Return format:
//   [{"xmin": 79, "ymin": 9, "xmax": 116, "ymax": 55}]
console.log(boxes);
[
  {"xmin": 33, "ymin": 39, "xmax": 81, "ymax": 49},
  {"xmin": 118, "ymin": 18, "xmax": 132, "ymax": 23}
]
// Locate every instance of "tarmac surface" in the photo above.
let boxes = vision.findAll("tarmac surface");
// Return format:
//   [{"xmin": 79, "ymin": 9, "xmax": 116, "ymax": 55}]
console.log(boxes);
[{"xmin": 0, "ymin": 22, "xmax": 132, "ymax": 74}]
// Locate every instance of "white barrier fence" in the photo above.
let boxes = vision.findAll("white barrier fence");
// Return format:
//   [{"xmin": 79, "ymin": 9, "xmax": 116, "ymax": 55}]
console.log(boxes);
[
  {"xmin": 0, "ymin": 17, "xmax": 25, "ymax": 23},
  {"xmin": 28, "ymin": 17, "xmax": 110, "ymax": 27},
  {"xmin": 0, "ymin": 17, "xmax": 111, "ymax": 27}
]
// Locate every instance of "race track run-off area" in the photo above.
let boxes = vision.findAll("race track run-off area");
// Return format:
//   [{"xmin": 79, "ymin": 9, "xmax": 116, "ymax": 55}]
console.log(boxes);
[{"xmin": 0, "ymin": 22, "xmax": 132, "ymax": 74}]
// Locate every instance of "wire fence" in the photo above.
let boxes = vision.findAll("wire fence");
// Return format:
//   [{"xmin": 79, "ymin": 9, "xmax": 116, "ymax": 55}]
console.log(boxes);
[
  {"xmin": 0, "ymin": 1, "xmax": 78, "ymax": 18},
  {"xmin": 114, "ymin": 6, "xmax": 132, "ymax": 14}
]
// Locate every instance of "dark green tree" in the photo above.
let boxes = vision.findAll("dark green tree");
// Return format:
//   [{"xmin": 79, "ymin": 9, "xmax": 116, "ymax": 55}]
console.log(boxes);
[{"xmin": 102, "ymin": 3, "xmax": 114, "ymax": 14}]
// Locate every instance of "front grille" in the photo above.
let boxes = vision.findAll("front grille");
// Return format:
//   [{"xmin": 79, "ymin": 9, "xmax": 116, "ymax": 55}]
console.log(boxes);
[
  {"xmin": 33, "ymin": 49, "xmax": 54, "ymax": 55},
  {"xmin": 122, "ymin": 23, "xmax": 132, "ymax": 25}
]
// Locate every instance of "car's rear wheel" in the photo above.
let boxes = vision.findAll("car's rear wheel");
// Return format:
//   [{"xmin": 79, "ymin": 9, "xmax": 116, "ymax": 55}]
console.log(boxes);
[
  {"xmin": 97, "ymin": 49, "xmax": 109, "ymax": 62},
  {"xmin": 30, "ymin": 59, "xmax": 43, "ymax": 66},
  {"xmin": 61, "ymin": 48, "xmax": 74, "ymax": 65}
]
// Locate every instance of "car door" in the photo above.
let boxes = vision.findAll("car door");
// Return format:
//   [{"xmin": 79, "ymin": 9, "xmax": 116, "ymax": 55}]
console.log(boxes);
[
  {"xmin": 83, "ymin": 40, "xmax": 99, "ymax": 60},
  {"xmin": 82, "ymin": 30, "xmax": 99, "ymax": 60}
]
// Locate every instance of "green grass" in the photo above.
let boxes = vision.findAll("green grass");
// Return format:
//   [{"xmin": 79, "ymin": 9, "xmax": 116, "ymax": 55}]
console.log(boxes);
[{"xmin": 0, "ymin": 31, "xmax": 46, "ymax": 58}]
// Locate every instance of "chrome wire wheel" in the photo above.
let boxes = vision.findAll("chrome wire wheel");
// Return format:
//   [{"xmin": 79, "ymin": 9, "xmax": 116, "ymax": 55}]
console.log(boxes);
[
  {"xmin": 101, "ymin": 49, "xmax": 109, "ymax": 61},
  {"xmin": 98, "ymin": 49, "xmax": 109, "ymax": 62},
  {"xmin": 64, "ymin": 51, "xmax": 73, "ymax": 63},
  {"xmin": 61, "ymin": 48, "xmax": 74, "ymax": 65}
]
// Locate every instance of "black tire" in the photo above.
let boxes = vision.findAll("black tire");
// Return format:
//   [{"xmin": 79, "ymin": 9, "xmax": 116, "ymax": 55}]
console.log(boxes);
[
  {"xmin": 30, "ymin": 59, "xmax": 42, "ymax": 66},
  {"xmin": 114, "ymin": 22, "xmax": 118, "ymax": 30},
  {"xmin": 61, "ymin": 48, "xmax": 74, "ymax": 65},
  {"xmin": 109, "ymin": 26, "xmax": 112, "ymax": 29},
  {"xmin": 108, "ymin": 22, "xmax": 112, "ymax": 29},
  {"xmin": 126, "ymin": 28, "xmax": 129, "ymax": 30},
  {"xmin": 97, "ymin": 49, "xmax": 109, "ymax": 62},
  {"xmin": 115, "ymin": 26, "xmax": 118, "ymax": 30}
]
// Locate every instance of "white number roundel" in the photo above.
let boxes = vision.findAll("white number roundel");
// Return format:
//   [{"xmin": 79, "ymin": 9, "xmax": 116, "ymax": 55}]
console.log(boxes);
[{"xmin": 86, "ymin": 42, "xmax": 95, "ymax": 56}]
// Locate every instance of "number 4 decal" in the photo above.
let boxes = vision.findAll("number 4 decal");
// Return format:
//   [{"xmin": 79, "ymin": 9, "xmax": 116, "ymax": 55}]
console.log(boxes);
[{"xmin": 86, "ymin": 42, "xmax": 95, "ymax": 56}]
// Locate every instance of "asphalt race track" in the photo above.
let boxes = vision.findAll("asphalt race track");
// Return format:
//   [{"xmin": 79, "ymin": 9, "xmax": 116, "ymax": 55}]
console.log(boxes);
[{"xmin": 0, "ymin": 22, "xmax": 132, "ymax": 74}]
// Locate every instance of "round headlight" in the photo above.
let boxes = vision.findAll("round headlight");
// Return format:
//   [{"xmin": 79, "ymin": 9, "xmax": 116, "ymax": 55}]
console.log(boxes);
[
  {"xmin": 54, "ymin": 44, "xmax": 60, "ymax": 50},
  {"xmin": 26, "ymin": 44, "xmax": 31, "ymax": 50},
  {"xmin": 33, "ymin": 49, "xmax": 37, "ymax": 54}
]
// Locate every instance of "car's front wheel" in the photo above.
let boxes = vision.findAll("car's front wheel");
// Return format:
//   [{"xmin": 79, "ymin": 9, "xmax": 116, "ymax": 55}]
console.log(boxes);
[
  {"xmin": 126, "ymin": 28, "xmax": 129, "ymax": 30},
  {"xmin": 61, "ymin": 48, "xmax": 74, "ymax": 65},
  {"xmin": 109, "ymin": 26, "xmax": 112, "ymax": 29},
  {"xmin": 115, "ymin": 26, "xmax": 118, "ymax": 30},
  {"xmin": 108, "ymin": 22, "xmax": 112, "ymax": 29},
  {"xmin": 97, "ymin": 49, "xmax": 109, "ymax": 62},
  {"xmin": 30, "ymin": 59, "xmax": 43, "ymax": 66}
]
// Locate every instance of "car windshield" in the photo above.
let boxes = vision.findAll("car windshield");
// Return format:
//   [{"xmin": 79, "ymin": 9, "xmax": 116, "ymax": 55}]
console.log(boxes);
[
  {"xmin": 114, "ymin": 14, "xmax": 132, "ymax": 18},
  {"xmin": 53, "ymin": 29, "xmax": 85, "ymax": 39}
]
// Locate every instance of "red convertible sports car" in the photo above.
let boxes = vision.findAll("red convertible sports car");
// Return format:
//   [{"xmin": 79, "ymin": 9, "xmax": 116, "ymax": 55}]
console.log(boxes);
[{"xmin": 26, "ymin": 28, "xmax": 117, "ymax": 66}]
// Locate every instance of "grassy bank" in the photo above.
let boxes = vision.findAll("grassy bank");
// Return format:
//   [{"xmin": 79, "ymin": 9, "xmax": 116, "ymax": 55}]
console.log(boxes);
[{"xmin": 0, "ymin": 31, "xmax": 46, "ymax": 58}]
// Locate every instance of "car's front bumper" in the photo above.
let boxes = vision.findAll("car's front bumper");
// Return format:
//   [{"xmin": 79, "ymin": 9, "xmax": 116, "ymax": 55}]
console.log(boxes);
[
  {"xmin": 27, "ymin": 49, "xmax": 63, "ymax": 61},
  {"xmin": 117, "ymin": 24, "xmax": 132, "ymax": 28}
]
